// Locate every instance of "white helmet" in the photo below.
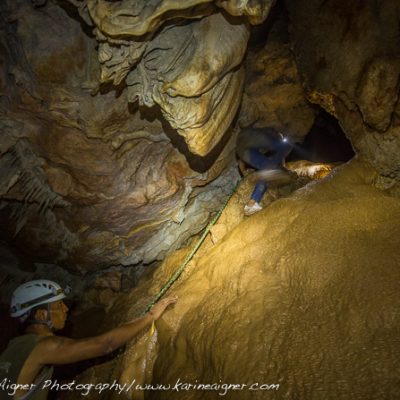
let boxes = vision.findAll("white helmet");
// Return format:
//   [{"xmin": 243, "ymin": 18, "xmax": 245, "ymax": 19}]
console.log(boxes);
[{"xmin": 10, "ymin": 279, "xmax": 68, "ymax": 318}]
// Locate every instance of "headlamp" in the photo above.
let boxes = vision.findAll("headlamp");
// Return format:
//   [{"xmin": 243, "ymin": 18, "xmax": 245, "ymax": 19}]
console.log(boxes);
[{"xmin": 279, "ymin": 132, "xmax": 288, "ymax": 143}]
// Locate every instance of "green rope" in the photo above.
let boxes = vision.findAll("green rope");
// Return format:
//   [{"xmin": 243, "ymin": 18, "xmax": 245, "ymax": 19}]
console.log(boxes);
[{"xmin": 143, "ymin": 180, "xmax": 241, "ymax": 314}]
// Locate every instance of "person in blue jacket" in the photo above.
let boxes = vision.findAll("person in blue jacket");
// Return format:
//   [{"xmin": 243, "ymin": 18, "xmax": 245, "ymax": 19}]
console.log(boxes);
[{"xmin": 236, "ymin": 127, "xmax": 293, "ymax": 215}]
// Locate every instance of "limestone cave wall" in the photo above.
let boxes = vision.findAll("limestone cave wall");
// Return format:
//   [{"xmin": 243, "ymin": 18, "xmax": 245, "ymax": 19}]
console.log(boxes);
[
  {"xmin": 286, "ymin": 0, "xmax": 400, "ymax": 182},
  {"xmin": 0, "ymin": 0, "xmax": 400, "ymax": 399},
  {"xmin": 1, "ymin": 0, "xmax": 265, "ymax": 282}
]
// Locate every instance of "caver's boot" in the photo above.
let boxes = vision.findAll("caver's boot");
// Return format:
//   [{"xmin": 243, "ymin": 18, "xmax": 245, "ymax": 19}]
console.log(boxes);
[{"xmin": 244, "ymin": 201, "xmax": 263, "ymax": 216}]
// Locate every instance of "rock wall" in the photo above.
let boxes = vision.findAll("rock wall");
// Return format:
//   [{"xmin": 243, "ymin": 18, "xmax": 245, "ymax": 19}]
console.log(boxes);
[
  {"xmin": 69, "ymin": 0, "xmax": 276, "ymax": 156},
  {"xmin": 239, "ymin": 7, "xmax": 316, "ymax": 141},
  {"xmin": 1, "ymin": 1, "xmax": 400, "ymax": 398},
  {"xmin": 1, "ymin": 0, "xmax": 265, "ymax": 274},
  {"xmin": 71, "ymin": 160, "xmax": 400, "ymax": 400},
  {"xmin": 285, "ymin": 0, "xmax": 400, "ymax": 182}
]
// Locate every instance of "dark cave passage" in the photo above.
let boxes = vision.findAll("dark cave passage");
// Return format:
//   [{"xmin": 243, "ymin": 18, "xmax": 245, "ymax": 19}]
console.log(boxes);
[{"xmin": 287, "ymin": 110, "xmax": 355, "ymax": 163}]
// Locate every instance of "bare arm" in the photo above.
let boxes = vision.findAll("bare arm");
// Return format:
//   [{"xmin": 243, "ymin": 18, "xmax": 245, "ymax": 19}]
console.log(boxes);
[{"xmin": 31, "ymin": 296, "xmax": 177, "ymax": 365}]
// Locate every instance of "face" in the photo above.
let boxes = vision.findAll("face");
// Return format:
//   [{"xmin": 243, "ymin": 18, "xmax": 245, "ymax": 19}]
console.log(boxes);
[{"xmin": 49, "ymin": 300, "xmax": 69, "ymax": 330}]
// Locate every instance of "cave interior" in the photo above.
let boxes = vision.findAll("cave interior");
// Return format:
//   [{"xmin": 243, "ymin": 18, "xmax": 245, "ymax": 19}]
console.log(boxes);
[{"xmin": 0, "ymin": 0, "xmax": 399, "ymax": 399}]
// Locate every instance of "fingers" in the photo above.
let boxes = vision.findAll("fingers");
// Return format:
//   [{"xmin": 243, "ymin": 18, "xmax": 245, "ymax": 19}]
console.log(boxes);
[
  {"xmin": 161, "ymin": 296, "xmax": 178, "ymax": 305},
  {"xmin": 157, "ymin": 296, "xmax": 178, "ymax": 310},
  {"xmin": 149, "ymin": 296, "xmax": 178, "ymax": 319}
]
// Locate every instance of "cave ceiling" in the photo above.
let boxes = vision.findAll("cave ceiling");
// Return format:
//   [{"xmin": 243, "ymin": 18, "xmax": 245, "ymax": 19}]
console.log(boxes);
[
  {"xmin": 1, "ymin": 1, "xmax": 400, "ymax": 397},
  {"xmin": 0, "ymin": 0, "xmax": 399, "ymax": 281},
  {"xmin": 0, "ymin": 0, "xmax": 279, "ymax": 275},
  {"xmin": 70, "ymin": 0, "xmax": 276, "ymax": 155}
]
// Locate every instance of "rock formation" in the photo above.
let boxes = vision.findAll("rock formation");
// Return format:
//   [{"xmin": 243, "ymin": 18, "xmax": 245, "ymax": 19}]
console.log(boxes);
[
  {"xmin": 1, "ymin": 0, "xmax": 400, "ymax": 398},
  {"xmin": 2, "ymin": 0, "xmax": 274, "ymax": 276},
  {"xmin": 286, "ymin": 0, "xmax": 400, "ymax": 183},
  {"xmin": 67, "ymin": 160, "xmax": 400, "ymax": 400},
  {"xmin": 239, "ymin": 7, "xmax": 316, "ymax": 140},
  {"xmin": 69, "ymin": 0, "xmax": 276, "ymax": 156}
]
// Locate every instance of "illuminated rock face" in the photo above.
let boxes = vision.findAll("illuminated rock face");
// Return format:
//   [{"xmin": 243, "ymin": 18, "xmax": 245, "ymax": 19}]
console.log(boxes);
[
  {"xmin": 1, "ymin": 0, "xmax": 398, "ymax": 275},
  {"xmin": 71, "ymin": 0, "xmax": 276, "ymax": 156},
  {"xmin": 286, "ymin": 0, "xmax": 400, "ymax": 181},
  {"xmin": 0, "ymin": 0, "xmax": 292, "ymax": 274},
  {"xmin": 80, "ymin": 160, "xmax": 400, "ymax": 400},
  {"xmin": 0, "ymin": 0, "xmax": 248, "ymax": 272},
  {"xmin": 1, "ymin": 0, "xmax": 400, "ymax": 396}
]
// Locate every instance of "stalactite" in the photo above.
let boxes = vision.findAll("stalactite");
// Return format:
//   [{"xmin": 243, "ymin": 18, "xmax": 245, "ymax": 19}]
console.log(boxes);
[{"xmin": 2, "ymin": 139, "xmax": 70, "ymax": 236}]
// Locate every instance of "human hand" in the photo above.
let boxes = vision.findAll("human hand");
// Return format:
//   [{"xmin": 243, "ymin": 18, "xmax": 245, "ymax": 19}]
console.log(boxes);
[{"xmin": 148, "ymin": 296, "xmax": 177, "ymax": 320}]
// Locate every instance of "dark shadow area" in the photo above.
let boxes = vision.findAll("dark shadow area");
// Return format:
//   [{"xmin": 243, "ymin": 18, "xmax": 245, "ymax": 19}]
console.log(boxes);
[
  {"xmin": 136, "ymin": 104, "xmax": 160, "ymax": 123},
  {"xmin": 287, "ymin": 110, "xmax": 355, "ymax": 163},
  {"xmin": 98, "ymin": 79, "xmax": 127, "ymax": 98},
  {"xmin": 0, "ymin": 307, "xmax": 19, "ymax": 353},
  {"xmin": 137, "ymin": 104, "xmax": 235, "ymax": 173},
  {"xmin": 55, "ymin": 0, "xmax": 95, "ymax": 39},
  {"xmin": 0, "ymin": 236, "xmax": 36, "ymax": 274},
  {"xmin": 48, "ymin": 304, "xmax": 122, "ymax": 399},
  {"xmin": 0, "ymin": 208, "xmax": 65, "ymax": 269},
  {"xmin": 248, "ymin": 0, "xmax": 287, "ymax": 47}
]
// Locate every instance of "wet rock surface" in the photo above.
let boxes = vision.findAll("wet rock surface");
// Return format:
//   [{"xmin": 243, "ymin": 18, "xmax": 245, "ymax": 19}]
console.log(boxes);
[{"xmin": 74, "ymin": 160, "xmax": 400, "ymax": 400}]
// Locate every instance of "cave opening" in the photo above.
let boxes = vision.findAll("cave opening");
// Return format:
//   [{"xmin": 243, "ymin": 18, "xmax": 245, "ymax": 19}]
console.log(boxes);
[{"xmin": 287, "ymin": 109, "xmax": 355, "ymax": 163}]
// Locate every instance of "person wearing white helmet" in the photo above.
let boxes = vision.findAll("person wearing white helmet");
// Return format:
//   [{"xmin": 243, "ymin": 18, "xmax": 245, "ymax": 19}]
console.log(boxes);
[
  {"xmin": 0, "ymin": 279, "xmax": 177, "ymax": 400},
  {"xmin": 9, "ymin": 280, "xmax": 69, "ymax": 328}
]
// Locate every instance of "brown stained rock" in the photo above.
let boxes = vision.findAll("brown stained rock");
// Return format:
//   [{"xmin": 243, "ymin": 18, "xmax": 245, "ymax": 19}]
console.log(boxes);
[
  {"xmin": 8, "ymin": 1, "xmax": 96, "ymax": 94},
  {"xmin": 69, "ymin": 0, "xmax": 277, "ymax": 156},
  {"xmin": 0, "ymin": 1, "xmax": 240, "ymax": 271},
  {"xmin": 6, "ymin": 125, "xmax": 237, "ymax": 269},
  {"xmin": 93, "ymin": 271, "xmax": 122, "ymax": 291},
  {"xmin": 286, "ymin": 0, "xmax": 400, "ymax": 179},
  {"xmin": 164, "ymin": 67, "xmax": 246, "ymax": 156},
  {"xmin": 125, "ymin": 13, "xmax": 249, "ymax": 156},
  {"xmin": 240, "ymin": 10, "xmax": 316, "ymax": 141},
  {"xmin": 82, "ymin": 0, "xmax": 273, "ymax": 38},
  {"xmin": 356, "ymin": 56, "xmax": 400, "ymax": 132},
  {"xmin": 96, "ymin": 159, "xmax": 400, "ymax": 400}
]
